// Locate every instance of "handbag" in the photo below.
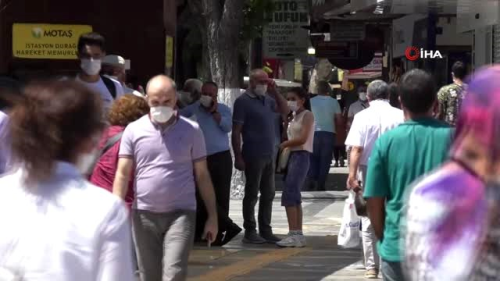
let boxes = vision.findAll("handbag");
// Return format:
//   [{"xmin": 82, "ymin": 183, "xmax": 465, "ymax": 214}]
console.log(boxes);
[
  {"xmin": 276, "ymin": 147, "xmax": 291, "ymax": 174},
  {"xmin": 354, "ymin": 192, "xmax": 368, "ymax": 217}
]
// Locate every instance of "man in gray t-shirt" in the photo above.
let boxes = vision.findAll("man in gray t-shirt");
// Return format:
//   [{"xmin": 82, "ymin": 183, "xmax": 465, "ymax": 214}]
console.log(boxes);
[
  {"xmin": 232, "ymin": 69, "xmax": 290, "ymax": 244},
  {"xmin": 113, "ymin": 75, "xmax": 218, "ymax": 281}
]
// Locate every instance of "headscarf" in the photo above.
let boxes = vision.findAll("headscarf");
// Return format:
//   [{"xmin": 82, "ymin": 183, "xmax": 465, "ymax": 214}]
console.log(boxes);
[
  {"xmin": 452, "ymin": 65, "xmax": 500, "ymax": 164},
  {"xmin": 403, "ymin": 66, "xmax": 500, "ymax": 281},
  {"xmin": 455, "ymin": 66, "xmax": 500, "ymax": 280}
]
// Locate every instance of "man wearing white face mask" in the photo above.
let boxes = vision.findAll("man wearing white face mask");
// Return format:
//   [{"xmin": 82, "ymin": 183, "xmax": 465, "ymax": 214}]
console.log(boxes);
[
  {"xmin": 75, "ymin": 33, "xmax": 124, "ymax": 113},
  {"xmin": 180, "ymin": 81, "xmax": 242, "ymax": 246},
  {"xmin": 113, "ymin": 75, "xmax": 218, "ymax": 281},
  {"xmin": 232, "ymin": 69, "xmax": 290, "ymax": 244},
  {"xmin": 347, "ymin": 86, "xmax": 370, "ymax": 132}
]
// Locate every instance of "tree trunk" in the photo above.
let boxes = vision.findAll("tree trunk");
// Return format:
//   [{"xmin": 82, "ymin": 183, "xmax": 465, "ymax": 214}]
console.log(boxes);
[{"xmin": 189, "ymin": 0, "xmax": 246, "ymax": 199}]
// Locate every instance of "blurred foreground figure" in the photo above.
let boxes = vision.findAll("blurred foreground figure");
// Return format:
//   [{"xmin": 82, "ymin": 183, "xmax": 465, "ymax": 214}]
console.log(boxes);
[
  {"xmin": 404, "ymin": 66, "xmax": 500, "ymax": 280},
  {"xmin": 0, "ymin": 81, "xmax": 134, "ymax": 281}
]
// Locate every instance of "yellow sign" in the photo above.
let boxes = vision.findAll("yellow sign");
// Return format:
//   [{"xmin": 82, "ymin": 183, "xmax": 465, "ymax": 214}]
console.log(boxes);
[
  {"xmin": 348, "ymin": 81, "xmax": 354, "ymax": 91},
  {"xmin": 166, "ymin": 36, "xmax": 174, "ymax": 68},
  {"xmin": 13, "ymin": 23, "xmax": 93, "ymax": 59}
]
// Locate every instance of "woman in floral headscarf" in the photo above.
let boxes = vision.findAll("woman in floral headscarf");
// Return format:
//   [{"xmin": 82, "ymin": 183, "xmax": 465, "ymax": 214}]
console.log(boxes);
[{"xmin": 403, "ymin": 66, "xmax": 500, "ymax": 281}]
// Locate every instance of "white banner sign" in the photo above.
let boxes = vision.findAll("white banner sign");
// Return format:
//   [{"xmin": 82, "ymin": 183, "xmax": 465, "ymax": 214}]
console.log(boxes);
[{"xmin": 263, "ymin": 0, "xmax": 310, "ymax": 59}]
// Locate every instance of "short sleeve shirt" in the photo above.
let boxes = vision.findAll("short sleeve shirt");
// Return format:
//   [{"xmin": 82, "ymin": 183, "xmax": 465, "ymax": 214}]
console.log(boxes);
[
  {"xmin": 348, "ymin": 100, "xmax": 369, "ymax": 118},
  {"xmin": 345, "ymin": 100, "xmax": 404, "ymax": 165},
  {"xmin": 364, "ymin": 117, "xmax": 452, "ymax": 262},
  {"xmin": 310, "ymin": 96, "xmax": 341, "ymax": 133},
  {"xmin": 233, "ymin": 92, "xmax": 277, "ymax": 160},
  {"xmin": 119, "ymin": 115, "xmax": 207, "ymax": 213},
  {"xmin": 76, "ymin": 76, "xmax": 125, "ymax": 113},
  {"xmin": 437, "ymin": 83, "xmax": 466, "ymax": 126}
]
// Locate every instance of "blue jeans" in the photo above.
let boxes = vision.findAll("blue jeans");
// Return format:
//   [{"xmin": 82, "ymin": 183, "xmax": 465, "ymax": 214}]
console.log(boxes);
[
  {"xmin": 309, "ymin": 131, "xmax": 335, "ymax": 190},
  {"xmin": 381, "ymin": 260, "xmax": 405, "ymax": 281},
  {"xmin": 282, "ymin": 151, "xmax": 310, "ymax": 207}
]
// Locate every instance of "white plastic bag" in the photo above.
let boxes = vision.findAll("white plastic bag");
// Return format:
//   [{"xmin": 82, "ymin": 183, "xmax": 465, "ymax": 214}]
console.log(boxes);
[{"xmin": 337, "ymin": 192, "xmax": 361, "ymax": 248}]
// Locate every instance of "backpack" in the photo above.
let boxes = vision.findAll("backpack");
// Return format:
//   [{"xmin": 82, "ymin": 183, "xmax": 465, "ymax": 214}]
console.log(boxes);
[{"xmin": 101, "ymin": 75, "xmax": 117, "ymax": 99}]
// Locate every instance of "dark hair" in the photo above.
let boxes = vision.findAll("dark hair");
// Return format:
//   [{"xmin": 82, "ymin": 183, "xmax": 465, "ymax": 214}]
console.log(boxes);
[
  {"xmin": 389, "ymin": 83, "xmax": 401, "ymax": 108},
  {"xmin": 288, "ymin": 87, "xmax": 311, "ymax": 111},
  {"xmin": 452, "ymin": 61, "xmax": 467, "ymax": 80},
  {"xmin": 203, "ymin": 81, "xmax": 218, "ymax": 89},
  {"xmin": 78, "ymin": 32, "xmax": 105, "ymax": 53},
  {"xmin": 9, "ymin": 80, "xmax": 104, "ymax": 185},
  {"xmin": 108, "ymin": 94, "xmax": 149, "ymax": 126},
  {"xmin": 399, "ymin": 69, "xmax": 436, "ymax": 114},
  {"xmin": 317, "ymin": 81, "xmax": 331, "ymax": 95}
]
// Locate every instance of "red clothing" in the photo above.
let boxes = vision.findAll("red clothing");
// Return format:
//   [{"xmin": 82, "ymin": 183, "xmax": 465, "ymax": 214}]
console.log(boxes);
[{"xmin": 90, "ymin": 126, "xmax": 134, "ymax": 209}]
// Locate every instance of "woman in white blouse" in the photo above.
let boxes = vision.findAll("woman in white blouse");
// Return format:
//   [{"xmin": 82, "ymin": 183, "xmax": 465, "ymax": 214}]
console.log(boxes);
[
  {"xmin": 0, "ymin": 80, "xmax": 134, "ymax": 281},
  {"xmin": 277, "ymin": 87, "xmax": 315, "ymax": 248}
]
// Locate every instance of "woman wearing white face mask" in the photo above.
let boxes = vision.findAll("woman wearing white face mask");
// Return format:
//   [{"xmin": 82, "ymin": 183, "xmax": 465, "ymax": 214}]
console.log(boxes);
[
  {"xmin": 277, "ymin": 87, "xmax": 315, "ymax": 248},
  {"xmin": 0, "ymin": 81, "xmax": 135, "ymax": 281}
]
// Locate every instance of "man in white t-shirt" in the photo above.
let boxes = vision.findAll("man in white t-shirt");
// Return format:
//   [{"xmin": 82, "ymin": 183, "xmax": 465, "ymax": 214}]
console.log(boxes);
[
  {"xmin": 75, "ymin": 32, "xmax": 124, "ymax": 112},
  {"xmin": 345, "ymin": 80, "xmax": 404, "ymax": 279}
]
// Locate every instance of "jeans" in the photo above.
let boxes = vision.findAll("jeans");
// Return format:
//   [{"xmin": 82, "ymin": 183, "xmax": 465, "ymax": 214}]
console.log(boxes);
[
  {"xmin": 282, "ymin": 151, "xmax": 310, "ymax": 207},
  {"xmin": 195, "ymin": 150, "xmax": 234, "ymax": 241},
  {"xmin": 309, "ymin": 131, "xmax": 336, "ymax": 189},
  {"xmin": 381, "ymin": 260, "xmax": 406, "ymax": 281},
  {"xmin": 132, "ymin": 210, "xmax": 196, "ymax": 281},
  {"xmin": 243, "ymin": 155, "xmax": 276, "ymax": 234}
]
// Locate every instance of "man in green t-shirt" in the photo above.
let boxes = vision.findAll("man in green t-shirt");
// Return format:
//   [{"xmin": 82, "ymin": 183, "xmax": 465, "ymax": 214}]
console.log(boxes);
[{"xmin": 364, "ymin": 69, "xmax": 453, "ymax": 281}]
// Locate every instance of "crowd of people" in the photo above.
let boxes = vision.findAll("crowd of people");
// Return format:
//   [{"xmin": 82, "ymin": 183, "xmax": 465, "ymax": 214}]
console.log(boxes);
[{"xmin": 0, "ymin": 29, "xmax": 498, "ymax": 281}]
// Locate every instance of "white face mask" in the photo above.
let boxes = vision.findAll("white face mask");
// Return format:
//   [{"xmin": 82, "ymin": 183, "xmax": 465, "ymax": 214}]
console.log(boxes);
[
  {"xmin": 288, "ymin": 101, "xmax": 298, "ymax": 112},
  {"xmin": 80, "ymin": 58, "xmax": 101, "ymax": 76},
  {"xmin": 359, "ymin": 92, "xmax": 367, "ymax": 101},
  {"xmin": 150, "ymin": 106, "xmax": 174, "ymax": 123},
  {"xmin": 76, "ymin": 150, "xmax": 99, "ymax": 175},
  {"xmin": 255, "ymin": 84, "xmax": 268, "ymax": 96},
  {"xmin": 200, "ymin": 95, "xmax": 213, "ymax": 108}
]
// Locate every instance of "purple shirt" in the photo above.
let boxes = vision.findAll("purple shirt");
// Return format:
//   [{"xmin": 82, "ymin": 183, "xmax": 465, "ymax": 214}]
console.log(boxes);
[
  {"xmin": 119, "ymin": 115, "xmax": 207, "ymax": 213},
  {"xmin": 0, "ymin": 111, "xmax": 11, "ymax": 175}
]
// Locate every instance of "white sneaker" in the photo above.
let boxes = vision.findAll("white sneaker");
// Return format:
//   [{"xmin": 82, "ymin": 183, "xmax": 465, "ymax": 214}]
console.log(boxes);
[
  {"xmin": 296, "ymin": 234, "xmax": 307, "ymax": 247},
  {"xmin": 276, "ymin": 235, "xmax": 306, "ymax": 248}
]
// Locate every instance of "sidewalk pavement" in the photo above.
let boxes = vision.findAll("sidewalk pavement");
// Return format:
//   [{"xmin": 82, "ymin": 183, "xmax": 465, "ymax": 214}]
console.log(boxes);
[{"xmin": 187, "ymin": 167, "xmax": 370, "ymax": 281}]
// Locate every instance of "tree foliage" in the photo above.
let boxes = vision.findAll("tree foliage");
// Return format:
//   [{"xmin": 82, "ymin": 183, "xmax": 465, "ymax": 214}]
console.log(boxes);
[{"xmin": 241, "ymin": 0, "xmax": 275, "ymax": 46}]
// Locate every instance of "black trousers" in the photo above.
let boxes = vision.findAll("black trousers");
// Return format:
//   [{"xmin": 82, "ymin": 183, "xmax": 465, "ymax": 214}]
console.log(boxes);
[
  {"xmin": 333, "ymin": 145, "xmax": 346, "ymax": 162},
  {"xmin": 195, "ymin": 150, "xmax": 234, "ymax": 241}
]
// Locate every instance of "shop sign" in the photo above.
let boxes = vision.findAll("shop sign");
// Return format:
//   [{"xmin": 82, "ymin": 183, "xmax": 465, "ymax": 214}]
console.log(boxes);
[
  {"xmin": 362, "ymin": 53, "xmax": 383, "ymax": 72},
  {"xmin": 315, "ymin": 41, "xmax": 358, "ymax": 59},
  {"xmin": 263, "ymin": 0, "xmax": 310, "ymax": 59},
  {"xmin": 330, "ymin": 23, "xmax": 366, "ymax": 42},
  {"xmin": 12, "ymin": 23, "xmax": 93, "ymax": 59}
]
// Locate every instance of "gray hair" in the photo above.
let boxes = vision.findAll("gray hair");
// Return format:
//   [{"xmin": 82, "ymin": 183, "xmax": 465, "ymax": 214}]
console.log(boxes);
[
  {"xmin": 183, "ymin": 79, "xmax": 203, "ymax": 94},
  {"xmin": 367, "ymin": 80, "xmax": 389, "ymax": 100}
]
